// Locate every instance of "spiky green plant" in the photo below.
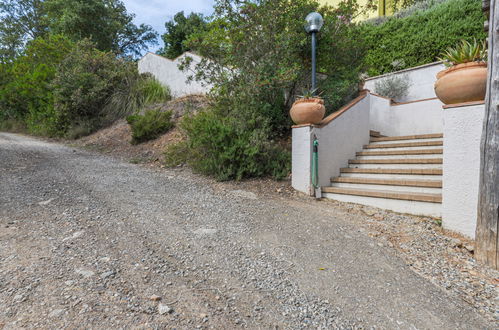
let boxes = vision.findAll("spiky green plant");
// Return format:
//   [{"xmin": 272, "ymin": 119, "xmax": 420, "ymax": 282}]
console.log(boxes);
[
  {"xmin": 438, "ymin": 39, "xmax": 487, "ymax": 67},
  {"xmin": 297, "ymin": 88, "xmax": 323, "ymax": 100}
]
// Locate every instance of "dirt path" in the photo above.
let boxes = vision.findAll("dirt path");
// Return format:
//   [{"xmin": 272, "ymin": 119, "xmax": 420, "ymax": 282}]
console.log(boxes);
[{"xmin": 0, "ymin": 132, "xmax": 494, "ymax": 329}]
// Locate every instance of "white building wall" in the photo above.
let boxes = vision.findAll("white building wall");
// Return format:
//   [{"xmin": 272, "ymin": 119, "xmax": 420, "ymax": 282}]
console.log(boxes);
[
  {"xmin": 442, "ymin": 104, "xmax": 485, "ymax": 238},
  {"xmin": 369, "ymin": 94, "xmax": 443, "ymax": 136},
  {"xmin": 365, "ymin": 62, "xmax": 445, "ymax": 102},
  {"xmin": 138, "ymin": 52, "xmax": 211, "ymax": 97}
]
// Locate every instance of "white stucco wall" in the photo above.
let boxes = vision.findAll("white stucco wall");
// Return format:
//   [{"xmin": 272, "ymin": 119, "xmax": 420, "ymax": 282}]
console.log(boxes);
[
  {"xmin": 291, "ymin": 126, "xmax": 313, "ymax": 195},
  {"xmin": 442, "ymin": 104, "xmax": 485, "ymax": 239},
  {"xmin": 138, "ymin": 52, "xmax": 211, "ymax": 97},
  {"xmin": 315, "ymin": 96, "xmax": 371, "ymax": 186},
  {"xmin": 369, "ymin": 94, "xmax": 443, "ymax": 136},
  {"xmin": 365, "ymin": 62, "xmax": 446, "ymax": 102}
]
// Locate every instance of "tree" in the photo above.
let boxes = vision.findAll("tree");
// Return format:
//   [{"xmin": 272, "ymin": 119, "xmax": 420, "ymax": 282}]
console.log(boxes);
[
  {"xmin": 0, "ymin": 0, "xmax": 158, "ymax": 59},
  {"xmin": 44, "ymin": 0, "xmax": 157, "ymax": 57},
  {"xmin": 476, "ymin": 0, "xmax": 499, "ymax": 270},
  {"xmin": 0, "ymin": 0, "xmax": 48, "ymax": 61},
  {"xmin": 159, "ymin": 11, "xmax": 207, "ymax": 59}
]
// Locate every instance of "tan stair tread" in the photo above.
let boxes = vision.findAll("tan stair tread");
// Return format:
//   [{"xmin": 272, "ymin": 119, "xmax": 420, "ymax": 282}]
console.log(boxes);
[
  {"xmin": 357, "ymin": 148, "xmax": 443, "ymax": 156},
  {"xmin": 331, "ymin": 177, "xmax": 442, "ymax": 188},
  {"xmin": 370, "ymin": 133, "xmax": 443, "ymax": 142},
  {"xmin": 349, "ymin": 158, "xmax": 442, "ymax": 164},
  {"xmin": 322, "ymin": 187, "xmax": 442, "ymax": 203},
  {"xmin": 364, "ymin": 141, "xmax": 443, "ymax": 149},
  {"xmin": 340, "ymin": 168, "xmax": 442, "ymax": 175}
]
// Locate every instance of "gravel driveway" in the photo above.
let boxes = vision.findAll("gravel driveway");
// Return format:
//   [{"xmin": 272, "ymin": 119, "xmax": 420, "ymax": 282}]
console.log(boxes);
[{"xmin": 0, "ymin": 132, "xmax": 493, "ymax": 329}]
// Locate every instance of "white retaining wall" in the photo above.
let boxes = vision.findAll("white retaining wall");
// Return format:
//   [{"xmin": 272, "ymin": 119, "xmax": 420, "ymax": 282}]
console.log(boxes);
[
  {"xmin": 138, "ymin": 52, "xmax": 211, "ymax": 97},
  {"xmin": 291, "ymin": 95, "xmax": 371, "ymax": 194},
  {"xmin": 369, "ymin": 94, "xmax": 444, "ymax": 136},
  {"xmin": 365, "ymin": 62, "xmax": 445, "ymax": 102},
  {"xmin": 291, "ymin": 126, "xmax": 313, "ymax": 195},
  {"xmin": 315, "ymin": 96, "xmax": 371, "ymax": 187},
  {"xmin": 442, "ymin": 103, "xmax": 485, "ymax": 238}
]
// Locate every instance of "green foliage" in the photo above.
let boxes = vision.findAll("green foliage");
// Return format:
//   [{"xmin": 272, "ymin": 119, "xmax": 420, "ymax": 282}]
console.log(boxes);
[
  {"xmin": 438, "ymin": 38, "xmax": 487, "ymax": 67},
  {"xmin": 159, "ymin": 11, "xmax": 208, "ymax": 59},
  {"xmin": 0, "ymin": 34, "xmax": 74, "ymax": 135},
  {"xmin": 361, "ymin": 0, "xmax": 486, "ymax": 76},
  {"xmin": 165, "ymin": 110, "xmax": 290, "ymax": 181},
  {"xmin": 0, "ymin": 0, "xmax": 48, "ymax": 61},
  {"xmin": 45, "ymin": 0, "xmax": 158, "ymax": 57},
  {"xmin": 166, "ymin": 0, "xmax": 366, "ymax": 180},
  {"xmin": 50, "ymin": 40, "xmax": 139, "ymax": 136},
  {"xmin": 127, "ymin": 109, "xmax": 174, "ymax": 144},
  {"xmin": 0, "ymin": 0, "xmax": 157, "ymax": 59}
]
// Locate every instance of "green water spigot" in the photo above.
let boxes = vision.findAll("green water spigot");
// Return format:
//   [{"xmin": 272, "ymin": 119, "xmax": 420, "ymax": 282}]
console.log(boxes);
[{"xmin": 312, "ymin": 138, "xmax": 319, "ymax": 189}]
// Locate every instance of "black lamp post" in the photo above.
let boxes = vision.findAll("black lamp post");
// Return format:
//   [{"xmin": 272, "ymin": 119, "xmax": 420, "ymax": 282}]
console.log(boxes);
[{"xmin": 305, "ymin": 12, "xmax": 324, "ymax": 93}]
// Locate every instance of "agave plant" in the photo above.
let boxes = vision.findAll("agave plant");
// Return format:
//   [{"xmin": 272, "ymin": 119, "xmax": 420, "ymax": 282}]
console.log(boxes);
[
  {"xmin": 438, "ymin": 39, "xmax": 487, "ymax": 67},
  {"xmin": 297, "ymin": 88, "xmax": 323, "ymax": 99}
]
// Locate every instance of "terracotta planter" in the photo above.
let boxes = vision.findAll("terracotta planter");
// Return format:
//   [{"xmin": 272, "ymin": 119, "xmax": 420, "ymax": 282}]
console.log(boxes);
[
  {"xmin": 290, "ymin": 98, "xmax": 325, "ymax": 125},
  {"xmin": 434, "ymin": 62, "xmax": 487, "ymax": 104}
]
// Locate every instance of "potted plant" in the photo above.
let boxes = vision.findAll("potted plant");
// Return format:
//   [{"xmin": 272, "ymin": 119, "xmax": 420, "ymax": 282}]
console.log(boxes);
[
  {"xmin": 289, "ymin": 88, "xmax": 326, "ymax": 125},
  {"xmin": 434, "ymin": 39, "xmax": 488, "ymax": 104}
]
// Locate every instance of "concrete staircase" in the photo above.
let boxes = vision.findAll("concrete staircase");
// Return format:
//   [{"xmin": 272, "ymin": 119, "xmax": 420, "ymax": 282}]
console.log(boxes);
[{"xmin": 322, "ymin": 131, "xmax": 443, "ymax": 217}]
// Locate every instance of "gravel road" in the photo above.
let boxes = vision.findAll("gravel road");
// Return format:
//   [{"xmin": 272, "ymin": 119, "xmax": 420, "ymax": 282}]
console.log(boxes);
[{"xmin": 0, "ymin": 132, "xmax": 494, "ymax": 329}]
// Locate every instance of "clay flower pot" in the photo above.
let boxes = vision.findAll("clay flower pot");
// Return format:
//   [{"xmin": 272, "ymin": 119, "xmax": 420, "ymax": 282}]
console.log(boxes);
[
  {"xmin": 434, "ymin": 62, "xmax": 487, "ymax": 104},
  {"xmin": 290, "ymin": 98, "xmax": 325, "ymax": 125}
]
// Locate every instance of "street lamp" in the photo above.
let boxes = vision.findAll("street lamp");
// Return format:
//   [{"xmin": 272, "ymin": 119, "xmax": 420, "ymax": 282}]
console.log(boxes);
[{"xmin": 305, "ymin": 12, "xmax": 324, "ymax": 93}]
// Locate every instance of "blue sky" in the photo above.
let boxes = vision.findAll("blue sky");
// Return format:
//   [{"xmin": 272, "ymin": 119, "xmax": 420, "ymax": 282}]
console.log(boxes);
[{"xmin": 122, "ymin": 0, "xmax": 216, "ymax": 54}]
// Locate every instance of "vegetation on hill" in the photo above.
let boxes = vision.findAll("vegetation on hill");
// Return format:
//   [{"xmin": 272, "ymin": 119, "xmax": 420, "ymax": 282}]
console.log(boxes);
[
  {"xmin": 0, "ymin": 0, "xmax": 165, "ymax": 138},
  {"xmin": 361, "ymin": 0, "xmax": 486, "ymax": 76}
]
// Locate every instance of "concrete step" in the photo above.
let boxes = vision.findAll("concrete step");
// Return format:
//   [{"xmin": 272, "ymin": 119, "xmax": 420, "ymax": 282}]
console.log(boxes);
[
  {"xmin": 357, "ymin": 149, "xmax": 443, "ymax": 156},
  {"xmin": 341, "ymin": 173, "xmax": 442, "ymax": 180},
  {"xmin": 349, "ymin": 158, "xmax": 442, "ymax": 164},
  {"xmin": 322, "ymin": 187, "xmax": 441, "ymax": 203},
  {"xmin": 349, "ymin": 163, "xmax": 442, "ymax": 169},
  {"xmin": 322, "ymin": 191, "xmax": 442, "ymax": 217},
  {"xmin": 357, "ymin": 154, "xmax": 443, "ymax": 160},
  {"xmin": 364, "ymin": 140, "xmax": 443, "ymax": 149},
  {"xmin": 331, "ymin": 176, "xmax": 442, "ymax": 188},
  {"xmin": 340, "ymin": 168, "xmax": 442, "ymax": 175},
  {"xmin": 330, "ymin": 182, "xmax": 442, "ymax": 194},
  {"xmin": 362, "ymin": 145, "xmax": 442, "ymax": 152},
  {"xmin": 370, "ymin": 133, "xmax": 443, "ymax": 142},
  {"xmin": 369, "ymin": 138, "xmax": 442, "ymax": 145}
]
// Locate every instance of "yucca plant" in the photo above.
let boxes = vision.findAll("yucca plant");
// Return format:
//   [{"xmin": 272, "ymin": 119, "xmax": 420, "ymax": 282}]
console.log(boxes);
[
  {"xmin": 297, "ymin": 88, "xmax": 323, "ymax": 99},
  {"xmin": 438, "ymin": 39, "xmax": 487, "ymax": 67}
]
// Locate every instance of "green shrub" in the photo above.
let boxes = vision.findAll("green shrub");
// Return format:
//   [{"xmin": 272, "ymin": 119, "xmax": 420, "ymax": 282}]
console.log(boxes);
[
  {"xmin": 104, "ymin": 74, "xmax": 172, "ymax": 121},
  {"xmin": 0, "ymin": 35, "xmax": 75, "ymax": 133},
  {"xmin": 165, "ymin": 110, "xmax": 290, "ymax": 181},
  {"xmin": 374, "ymin": 74, "xmax": 411, "ymax": 100},
  {"xmin": 127, "ymin": 109, "xmax": 174, "ymax": 144},
  {"xmin": 52, "ymin": 40, "xmax": 140, "ymax": 136},
  {"xmin": 361, "ymin": 0, "xmax": 486, "ymax": 76}
]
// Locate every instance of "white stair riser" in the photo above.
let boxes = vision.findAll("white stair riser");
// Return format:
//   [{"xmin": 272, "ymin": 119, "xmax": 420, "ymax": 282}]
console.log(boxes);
[
  {"xmin": 357, "ymin": 154, "xmax": 442, "ymax": 160},
  {"xmin": 331, "ymin": 182, "xmax": 442, "ymax": 194},
  {"xmin": 349, "ymin": 164, "xmax": 442, "ymax": 169},
  {"xmin": 362, "ymin": 145, "xmax": 442, "ymax": 152},
  {"xmin": 370, "ymin": 138, "xmax": 443, "ymax": 145},
  {"xmin": 323, "ymin": 193, "xmax": 441, "ymax": 217},
  {"xmin": 341, "ymin": 173, "xmax": 442, "ymax": 180}
]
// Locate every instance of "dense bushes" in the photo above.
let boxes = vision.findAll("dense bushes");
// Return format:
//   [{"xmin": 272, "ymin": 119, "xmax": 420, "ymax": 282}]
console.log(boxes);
[
  {"xmin": 127, "ymin": 109, "xmax": 174, "ymax": 144},
  {"xmin": 0, "ymin": 36, "xmax": 170, "ymax": 138},
  {"xmin": 361, "ymin": 0, "xmax": 486, "ymax": 75},
  {"xmin": 165, "ymin": 111, "xmax": 290, "ymax": 181},
  {"xmin": 0, "ymin": 35, "xmax": 75, "ymax": 135}
]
